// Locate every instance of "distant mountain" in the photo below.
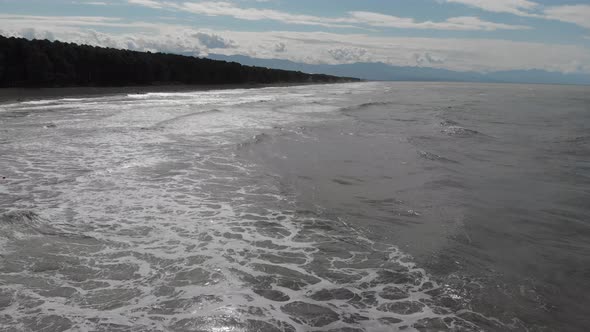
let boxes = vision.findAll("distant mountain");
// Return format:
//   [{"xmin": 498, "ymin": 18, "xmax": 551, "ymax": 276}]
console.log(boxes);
[
  {"xmin": 208, "ymin": 54, "xmax": 590, "ymax": 86},
  {"xmin": 484, "ymin": 69, "xmax": 590, "ymax": 86}
]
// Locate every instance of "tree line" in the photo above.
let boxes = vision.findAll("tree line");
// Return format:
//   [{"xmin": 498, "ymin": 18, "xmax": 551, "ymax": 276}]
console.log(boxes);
[{"xmin": 0, "ymin": 36, "xmax": 358, "ymax": 87}]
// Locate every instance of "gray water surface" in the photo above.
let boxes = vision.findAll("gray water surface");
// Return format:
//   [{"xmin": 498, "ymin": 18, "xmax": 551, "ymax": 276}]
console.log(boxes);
[{"xmin": 0, "ymin": 82, "xmax": 589, "ymax": 331}]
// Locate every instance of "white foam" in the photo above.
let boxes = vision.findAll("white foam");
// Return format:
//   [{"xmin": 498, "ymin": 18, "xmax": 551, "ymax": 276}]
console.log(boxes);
[{"xmin": 0, "ymin": 82, "xmax": 481, "ymax": 331}]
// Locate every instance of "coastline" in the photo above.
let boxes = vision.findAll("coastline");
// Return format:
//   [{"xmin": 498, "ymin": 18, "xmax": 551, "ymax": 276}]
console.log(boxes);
[{"xmin": 0, "ymin": 82, "xmax": 336, "ymax": 104}]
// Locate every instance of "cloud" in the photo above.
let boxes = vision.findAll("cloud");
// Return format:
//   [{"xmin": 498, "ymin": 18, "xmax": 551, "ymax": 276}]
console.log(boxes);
[
  {"xmin": 328, "ymin": 47, "xmax": 368, "ymax": 62},
  {"xmin": 442, "ymin": 0, "xmax": 540, "ymax": 17},
  {"xmin": 274, "ymin": 42, "xmax": 286, "ymax": 52},
  {"xmin": 349, "ymin": 12, "xmax": 530, "ymax": 30},
  {"xmin": 127, "ymin": 0, "xmax": 529, "ymax": 31},
  {"xmin": 544, "ymin": 5, "xmax": 590, "ymax": 29},
  {"xmin": 1, "ymin": 14, "xmax": 589, "ymax": 74},
  {"xmin": 0, "ymin": 14, "xmax": 159, "ymax": 30},
  {"xmin": 0, "ymin": 15, "xmax": 205, "ymax": 54},
  {"xmin": 194, "ymin": 32, "xmax": 236, "ymax": 49},
  {"xmin": 443, "ymin": 0, "xmax": 590, "ymax": 30},
  {"xmin": 71, "ymin": 0, "xmax": 111, "ymax": 5},
  {"xmin": 414, "ymin": 52, "xmax": 445, "ymax": 66},
  {"xmin": 18, "ymin": 27, "xmax": 56, "ymax": 41},
  {"xmin": 120, "ymin": 0, "xmax": 590, "ymax": 32},
  {"xmin": 173, "ymin": 1, "xmax": 360, "ymax": 29},
  {"xmin": 127, "ymin": 0, "xmax": 163, "ymax": 9}
]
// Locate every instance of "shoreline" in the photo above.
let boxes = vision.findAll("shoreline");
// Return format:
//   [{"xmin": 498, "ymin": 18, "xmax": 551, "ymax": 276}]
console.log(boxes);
[
  {"xmin": 0, "ymin": 82, "xmax": 341, "ymax": 104},
  {"xmin": 5, "ymin": 81, "xmax": 581, "ymax": 105}
]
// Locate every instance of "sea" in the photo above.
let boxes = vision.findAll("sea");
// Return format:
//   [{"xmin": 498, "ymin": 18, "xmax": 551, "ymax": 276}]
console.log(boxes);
[{"xmin": 0, "ymin": 82, "xmax": 589, "ymax": 332}]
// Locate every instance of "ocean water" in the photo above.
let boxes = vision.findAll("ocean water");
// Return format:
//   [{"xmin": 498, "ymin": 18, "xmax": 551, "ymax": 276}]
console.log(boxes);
[{"xmin": 0, "ymin": 82, "xmax": 588, "ymax": 332}]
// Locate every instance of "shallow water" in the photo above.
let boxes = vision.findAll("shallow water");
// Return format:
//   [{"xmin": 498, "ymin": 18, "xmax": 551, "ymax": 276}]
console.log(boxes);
[{"xmin": 0, "ymin": 82, "xmax": 589, "ymax": 331}]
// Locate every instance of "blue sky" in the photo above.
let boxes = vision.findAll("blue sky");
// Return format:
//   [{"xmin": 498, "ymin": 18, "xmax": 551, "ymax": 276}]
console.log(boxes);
[{"xmin": 1, "ymin": 0, "xmax": 589, "ymax": 73}]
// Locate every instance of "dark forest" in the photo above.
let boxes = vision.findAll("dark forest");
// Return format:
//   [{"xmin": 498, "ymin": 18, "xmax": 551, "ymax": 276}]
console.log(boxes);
[{"xmin": 0, "ymin": 36, "xmax": 358, "ymax": 87}]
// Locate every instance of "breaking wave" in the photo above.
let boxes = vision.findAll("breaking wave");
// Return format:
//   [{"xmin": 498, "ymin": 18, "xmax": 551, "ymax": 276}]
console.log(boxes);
[
  {"xmin": 341, "ymin": 102, "xmax": 395, "ymax": 113},
  {"xmin": 440, "ymin": 120, "xmax": 483, "ymax": 138}
]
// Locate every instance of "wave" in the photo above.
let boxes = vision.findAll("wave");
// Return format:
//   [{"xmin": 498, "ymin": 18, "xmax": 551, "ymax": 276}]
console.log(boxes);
[
  {"xmin": 442, "ymin": 126, "xmax": 482, "ymax": 137},
  {"xmin": 236, "ymin": 132, "xmax": 274, "ymax": 150},
  {"xmin": 0, "ymin": 210, "xmax": 92, "ymax": 241},
  {"xmin": 341, "ymin": 101, "xmax": 394, "ymax": 113},
  {"xmin": 561, "ymin": 136, "xmax": 590, "ymax": 144},
  {"xmin": 332, "ymin": 177, "xmax": 362, "ymax": 186},
  {"xmin": 440, "ymin": 120, "xmax": 461, "ymax": 127},
  {"xmin": 440, "ymin": 120, "xmax": 483, "ymax": 137},
  {"xmin": 127, "ymin": 89, "xmax": 251, "ymax": 99},
  {"xmin": 417, "ymin": 150, "xmax": 459, "ymax": 163},
  {"xmin": 17, "ymin": 99, "xmax": 58, "ymax": 105},
  {"xmin": 151, "ymin": 109, "xmax": 222, "ymax": 128}
]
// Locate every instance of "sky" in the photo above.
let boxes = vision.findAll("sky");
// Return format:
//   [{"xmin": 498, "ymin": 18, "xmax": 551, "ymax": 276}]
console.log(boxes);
[{"xmin": 1, "ymin": 0, "xmax": 590, "ymax": 73}]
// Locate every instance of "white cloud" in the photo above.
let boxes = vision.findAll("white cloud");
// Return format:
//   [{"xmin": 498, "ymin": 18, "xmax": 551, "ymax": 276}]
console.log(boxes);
[
  {"xmin": 203, "ymin": 30, "xmax": 590, "ymax": 73},
  {"xmin": 414, "ymin": 52, "xmax": 445, "ymax": 65},
  {"xmin": 122, "ymin": 0, "xmax": 590, "ymax": 32},
  {"xmin": 544, "ymin": 5, "xmax": 590, "ymax": 29},
  {"xmin": 349, "ymin": 12, "xmax": 529, "ymax": 30},
  {"xmin": 126, "ymin": 0, "xmax": 529, "ymax": 31},
  {"xmin": 71, "ymin": 0, "xmax": 112, "ymax": 5},
  {"xmin": 172, "ymin": 1, "xmax": 360, "ymax": 29},
  {"xmin": 78, "ymin": 1, "xmax": 109, "ymax": 5},
  {"xmin": 328, "ymin": 47, "xmax": 368, "ymax": 62},
  {"xmin": 443, "ymin": 0, "xmax": 540, "ymax": 17},
  {"xmin": 194, "ymin": 32, "xmax": 236, "ymax": 49},
  {"xmin": 0, "ymin": 15, "xmax": 205, "ymax": 53},
  {"xmin": 127, "ymin": 0, "xmax": 163, "ymax": 9},
  {"xmin": 0, "ymin": 14, "xmax": 159, "ymax": 30},
  {"xmin": 274, "ymin": 42, "xmax": 286, "ymax": 52},
  {"xmin": 1, "ymin": 15, "xmax": 589, "ymax": 74},
  {"xmin": 443, "ymin": 0, "xmax": 590, "ymax": 30},
  {"xmin": 18, "ymin": 27, "xmax": 56, "ymax": 41}
]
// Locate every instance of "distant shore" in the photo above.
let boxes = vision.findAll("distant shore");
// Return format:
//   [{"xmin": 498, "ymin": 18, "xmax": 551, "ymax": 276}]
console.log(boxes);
[{"xmin": 0, "ymin": 82, "xmax": 329, "ymax": 104}]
